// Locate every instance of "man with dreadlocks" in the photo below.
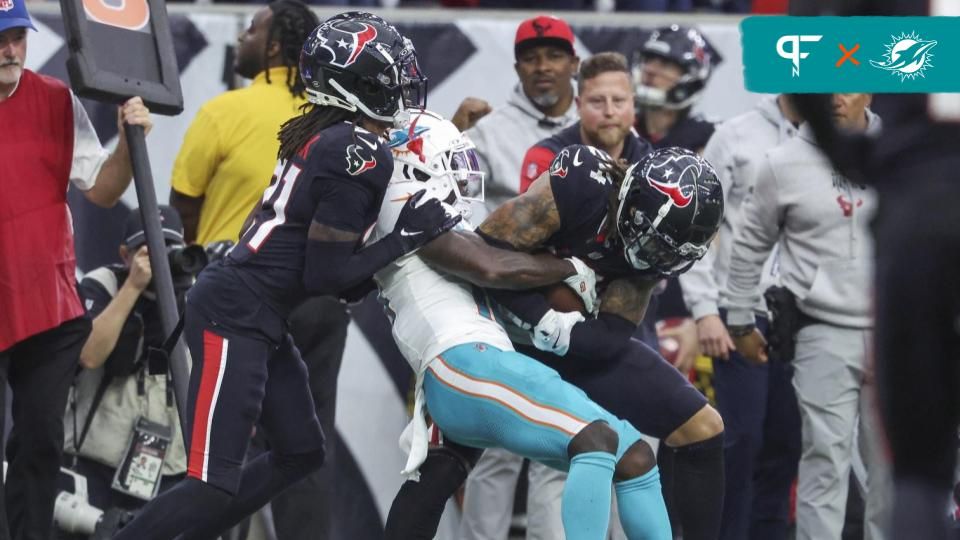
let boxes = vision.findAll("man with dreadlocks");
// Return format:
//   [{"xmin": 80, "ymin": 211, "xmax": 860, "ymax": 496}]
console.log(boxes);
[
  {"xmin": 171, "ymin": 0, "xmax": 318, "ymax": 247},
  {"xmin": 169, "ymin": 2, "xmax": 347, "ymax": 537},
  {"xmin": 114, "ymin": 12, "xmax": 452, "ymax": 540}
]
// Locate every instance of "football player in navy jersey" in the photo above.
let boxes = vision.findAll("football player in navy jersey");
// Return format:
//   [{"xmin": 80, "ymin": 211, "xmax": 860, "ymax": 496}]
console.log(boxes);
[
  {"xmin": 112, "ymin": 13, "xmax": 458, "ymax": 540},
  {"xmin": 487, "ymin": 55, "xmax": 727, "ymax": 536},
  {"xmin": 516, "ymin": 52, "xmax": 660, "ymax": 351},
  {"xmin": 385, "ymin": 145, "xmax": 726, "ymax": 540},
  {"xmin": 632, "ymin": 25, "xmax": 720, "ymax": 155},
  {"xmin": 491, "ymin": 146, "xmax": 725, "ymax": 540}
]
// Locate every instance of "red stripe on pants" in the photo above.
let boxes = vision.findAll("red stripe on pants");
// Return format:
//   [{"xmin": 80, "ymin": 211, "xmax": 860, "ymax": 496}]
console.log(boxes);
[{"xmin": 187, "ymin": 329, "xmax": 225, "ymax": 481}]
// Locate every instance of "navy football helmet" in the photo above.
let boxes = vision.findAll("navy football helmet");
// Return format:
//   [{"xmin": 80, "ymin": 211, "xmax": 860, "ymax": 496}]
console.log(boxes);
[
  {"xmin": 632, "ymin": 25, "xmax": 721, "ymax": 110},
  {"xmin": 616, "ymin": 147, "xmax": 723, "ymax": 276},
  {"xmin": 300, "ymin": 12, "xmax": 427, "ymax": 126}
]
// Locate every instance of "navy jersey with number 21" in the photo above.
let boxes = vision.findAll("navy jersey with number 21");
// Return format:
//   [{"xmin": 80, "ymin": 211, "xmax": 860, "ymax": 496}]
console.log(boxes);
[{"xmin": 219, "ymin": 121, "xmax": 393, "ymax": 322}]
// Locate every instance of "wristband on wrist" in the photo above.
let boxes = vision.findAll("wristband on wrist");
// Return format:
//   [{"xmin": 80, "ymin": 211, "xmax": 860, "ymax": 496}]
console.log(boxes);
[{"xmin": 727, "ymin": 324, "xmax": 756, "ymax": 337}]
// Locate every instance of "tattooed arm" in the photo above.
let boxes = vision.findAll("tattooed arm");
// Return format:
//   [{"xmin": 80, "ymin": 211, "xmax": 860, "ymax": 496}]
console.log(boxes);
[
  {"xmin": 560, "ymin": 276, "xmax": 659, "ymax": 362},
  {"xmin": 423, "ymin": 171, "xmax": 566, "ymax": 287},
  {"xmin": 477, "ymin": 171, "xmax": 562, "ymax": 251},
  {"xmin": 418, "ymin": 170, "xmax": 594, "ymax": 293},
  {"xmin": 597, "ymin": 277, "xmax": 658, "ymax": 325}
]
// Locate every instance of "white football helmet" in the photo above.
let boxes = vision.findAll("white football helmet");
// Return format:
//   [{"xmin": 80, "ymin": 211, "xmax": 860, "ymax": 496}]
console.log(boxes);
[{"xmin": 387, "ymin": 110, "xmax": 484, "ymax": 219}]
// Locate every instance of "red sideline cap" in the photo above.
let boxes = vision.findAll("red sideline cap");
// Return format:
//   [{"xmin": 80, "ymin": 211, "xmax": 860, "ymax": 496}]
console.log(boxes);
[{"xmin": 514, "ymin": 15, "xmax": 575, "ymax": 58}]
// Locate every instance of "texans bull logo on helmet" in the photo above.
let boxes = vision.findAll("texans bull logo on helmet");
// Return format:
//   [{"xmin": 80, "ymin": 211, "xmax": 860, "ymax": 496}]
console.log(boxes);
[
  {"xmin": 644, "ymin": 154, "xmax": 702, "ymax": 208},
  {"xmin": 318, "ymin": 21, "xmax": 378, "ymax": 69},
  {"xmin": 345, "ymin": 142, "xmax": 377, "ymax": 176}
]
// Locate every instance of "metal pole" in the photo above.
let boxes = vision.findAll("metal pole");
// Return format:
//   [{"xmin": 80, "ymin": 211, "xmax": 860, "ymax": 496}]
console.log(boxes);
[{"xmin": 124, "ymin": 124, "xmax": 189, "ymax": 435}]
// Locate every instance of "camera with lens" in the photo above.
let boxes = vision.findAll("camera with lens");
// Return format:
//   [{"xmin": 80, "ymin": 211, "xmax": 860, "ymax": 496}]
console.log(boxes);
[
  {"xmin": 54, "ymin": 468, "xmax": 134, "ymax": 539},
  {"xmin": 167, "ymin": 244, "xmax": 208, "ymax": 276},
  {"xmin": 167, "ymin": 240, "xmax": 234, "ymax": 278}
]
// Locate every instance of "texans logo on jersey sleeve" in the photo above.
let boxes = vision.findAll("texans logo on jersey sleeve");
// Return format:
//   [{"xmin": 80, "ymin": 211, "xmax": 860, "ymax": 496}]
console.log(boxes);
[
  {"xmin": 549, "ymin": 148, "xmax": 570, "ymax": 178},
  {"xmin": 645, "ymin": 155, "xmax": 699, "ymax": 208},
  {"xmin": 318, "ymin": 21, "xmax": 378, "ymax": 69},
  {"xmin": 346, "ymin": 143, "xmax": 377, "ymax": 176}
]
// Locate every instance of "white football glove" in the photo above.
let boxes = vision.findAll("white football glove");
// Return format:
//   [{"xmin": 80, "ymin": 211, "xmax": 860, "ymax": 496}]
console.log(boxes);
[
  {"xmin": 563, "ymin": 256, "xmax": 598, "ymax": 315},
  {"xmin": 532, "ymin": 309, "xmax": 585, "ymax": 356}
]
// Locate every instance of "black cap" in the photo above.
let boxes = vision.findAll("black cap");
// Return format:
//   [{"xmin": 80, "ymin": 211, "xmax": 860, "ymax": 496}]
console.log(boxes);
[{"xmin": 123, "ymin": 206, "xmax": 185, "ymax": 249}]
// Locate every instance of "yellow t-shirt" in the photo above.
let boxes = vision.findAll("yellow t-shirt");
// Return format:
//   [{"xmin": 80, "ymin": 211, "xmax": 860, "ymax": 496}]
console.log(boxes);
[{"xmin": 171, "ymin": 66, "xmax": 306, "ymax": 244}]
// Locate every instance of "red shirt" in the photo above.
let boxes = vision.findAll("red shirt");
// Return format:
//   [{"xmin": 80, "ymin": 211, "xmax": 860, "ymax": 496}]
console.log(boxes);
[
  {"xmin": 0, "ymin": 70, "xmax": 83, "ymax": 351},
  {"xmin": 518, "ymin": 146, "xmax": 557, "ymax": 195}
]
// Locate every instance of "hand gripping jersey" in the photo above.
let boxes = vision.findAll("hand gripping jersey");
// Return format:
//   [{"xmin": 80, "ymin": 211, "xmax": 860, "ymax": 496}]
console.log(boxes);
[
  {"xmin": 366, "ymin": 178, "xmax": 513, "ymax": 478},
  {"xmin": 223, "ymin": 122, "xmax": 393, "ymax": 320}
]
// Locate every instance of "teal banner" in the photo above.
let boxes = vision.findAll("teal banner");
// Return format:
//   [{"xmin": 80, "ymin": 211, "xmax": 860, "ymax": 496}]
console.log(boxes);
[{"xmin": 742, "ymin": 16, "xmax": 960, "ymax": 93}]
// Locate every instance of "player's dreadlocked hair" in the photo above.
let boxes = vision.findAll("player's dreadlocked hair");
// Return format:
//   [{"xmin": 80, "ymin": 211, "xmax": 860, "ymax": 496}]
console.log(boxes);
[
  {"xmin": 264, "ymin": 0, "xmax": 319, "ymax": 99},
  {"xmin": 277, "ymin": 105, "xmax": 359, "ymax": 162},
  {"xmin": 604, "ymin": 156, "xmax": 631, "ymax": 239}
]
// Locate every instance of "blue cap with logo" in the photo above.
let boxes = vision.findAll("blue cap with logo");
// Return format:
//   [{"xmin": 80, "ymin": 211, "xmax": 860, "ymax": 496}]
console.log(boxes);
[{"xmin": 0, "ymin": 0, "xmax": 37, "ymax": 34}]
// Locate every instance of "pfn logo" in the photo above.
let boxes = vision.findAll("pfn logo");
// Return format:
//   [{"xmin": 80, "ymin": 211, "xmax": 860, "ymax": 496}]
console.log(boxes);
[{"xmin": 777, "ymin": 35, "xmax": 822, "ymax": 77}]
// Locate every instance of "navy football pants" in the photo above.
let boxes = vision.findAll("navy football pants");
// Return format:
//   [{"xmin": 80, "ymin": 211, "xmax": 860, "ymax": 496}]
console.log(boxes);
[
  {"xmin": 112, "ymin": 304, "xmax": 325, "ymax": 540},
  {"xmin": 712, "ymin": 316, "xmax": 801, "ymax": 540},
  {"xmin": 182, "ymin": 306, "xmax": 325, "ymax": 493}
]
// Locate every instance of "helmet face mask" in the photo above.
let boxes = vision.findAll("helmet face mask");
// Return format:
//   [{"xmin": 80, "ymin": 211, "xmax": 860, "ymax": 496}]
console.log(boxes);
[
  {"xmin": 388, "ymin": 111, "xmax": 486, "ymax": 218},
  {"xmin": 616, "ymin": 147, "xmax": 723, "ymax": 277},
  {"xmin": 445, "ymin": 137, "xmax": 484, "ymax": 202},
  {"xmin": 621, "ymin": 210, "xmax": 709, "ymax": 275},
  {"xmin": 300, "ymin": 13, "xmax": 428, "ymax": 127},
  {"xmin": 396, "ymin": 44, "xmax": 428, "ymax": 113}
]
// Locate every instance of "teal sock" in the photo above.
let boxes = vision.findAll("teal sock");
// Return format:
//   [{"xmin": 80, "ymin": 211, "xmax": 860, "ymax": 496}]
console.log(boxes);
[
  {"xmin": 561, "ymin": 451, "xmax": 617, "ymax": 540},
  {"xmin": 615, "ymin": 466, "xmax": 673, "ymax": 540}
]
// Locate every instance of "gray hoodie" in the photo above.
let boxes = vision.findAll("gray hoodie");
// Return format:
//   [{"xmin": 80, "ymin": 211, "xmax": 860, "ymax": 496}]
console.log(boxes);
[
  {"xmin": 465, "ymin": 83, "xmax": 578, "ymax": 221},
  {"xmin": 679, "ymin": 96, "xmax": 799, "ymax": 320},
  {"xmin": 722, "ymin": 111, "xmax": 881, "ymax": 329}
]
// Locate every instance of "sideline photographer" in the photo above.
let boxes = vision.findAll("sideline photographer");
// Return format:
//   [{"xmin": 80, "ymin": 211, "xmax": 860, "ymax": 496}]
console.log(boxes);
[{"xmin": 59, "ymin": 206, "xmax": 196, "ymax": 536}]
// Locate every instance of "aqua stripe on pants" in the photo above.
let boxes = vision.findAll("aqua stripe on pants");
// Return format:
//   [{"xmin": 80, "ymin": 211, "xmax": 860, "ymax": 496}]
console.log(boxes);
[{"xmin": 423, "ymin": 342, "xmax": 641, "ymax": 471}]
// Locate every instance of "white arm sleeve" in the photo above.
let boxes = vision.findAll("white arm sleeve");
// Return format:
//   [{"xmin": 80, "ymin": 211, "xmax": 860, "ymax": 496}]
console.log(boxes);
[{"xmin": 69, "ymin": 92, "xmax": 110, "ymax": 192}]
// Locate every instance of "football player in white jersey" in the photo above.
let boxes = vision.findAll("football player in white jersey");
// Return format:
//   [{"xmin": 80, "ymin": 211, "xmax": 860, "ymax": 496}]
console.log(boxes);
[{"xmin": 366, "ymin": 111, "xmax": 672, "ymax": 540}]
